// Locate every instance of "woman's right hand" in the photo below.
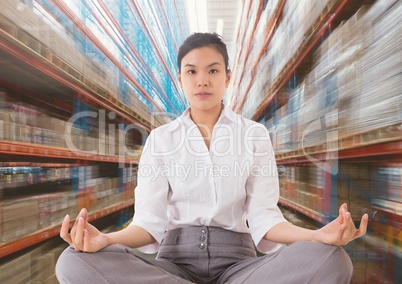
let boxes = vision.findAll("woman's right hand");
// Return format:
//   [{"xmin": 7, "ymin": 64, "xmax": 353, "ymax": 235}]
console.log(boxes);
[{"xmin": 60, "ymin": 208, "xmax": 109, "ymax": 252}]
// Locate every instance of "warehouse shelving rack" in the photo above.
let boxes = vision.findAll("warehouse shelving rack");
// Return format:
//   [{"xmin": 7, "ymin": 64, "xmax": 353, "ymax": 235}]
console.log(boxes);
[
  {"xmin": 0, "ymin": 28, "xmax": 151, "ymax": 129},
  {"xmin": 38, "ymin": 0, "xmax": 170, "ymax": 118},
  {"xmin": 0, "ymin": 34, "xmax": 140, "ymax": 257},
  {"xmin": 231, "ymin": 0, "xmax": 402, "ymax": 219},
  {"xmin": 229, "ymin": 0, "xmax": 401, "ymax": 282},
  {"xmin": 231, "ymin": 0, "xmax": 287, "ymax": 113},
  {"xmin": 250, "ymin": 0, "xmax": 354, "ymax": 121},
  {"xmin": 0, "ymin": 200, "xmax": 134, "ymax": 258},
  {"xmin": 0, "ymin": 0, "xmax": 189, "ymax": 262}
]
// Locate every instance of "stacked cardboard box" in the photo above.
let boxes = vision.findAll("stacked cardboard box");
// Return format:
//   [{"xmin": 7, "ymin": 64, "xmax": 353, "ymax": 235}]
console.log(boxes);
[
  {"xmin": 235, "ymin": 0, "xmax": 334, "ymax": 118},
  {"xmin": 0, "ymin": 237, "xmax": 68, "ymax": 284},
  {"xmin": 0, "ymin": 164, "xmax": 137, "ymax": 243},
  {"xmin": 0, "ymin": 197, "xmax": 39, "ymax": 242},
  {"xmin": 0, "ymin": 98, "xmax": 146, "ymax": 159},
  {"xmin": 0, "ymin": 0, "xmax": 154, "ymax": 125},
  {"xmin": 279, "ymin": 163, "xmax": 373, "ymax": 219},
  {"xmin": 265, "ymin": 1, "xmax": 402, "ymax": 153}
]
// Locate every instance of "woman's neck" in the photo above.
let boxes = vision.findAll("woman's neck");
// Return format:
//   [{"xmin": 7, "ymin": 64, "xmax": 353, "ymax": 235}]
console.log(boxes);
[
  {"xmin": 189, "ymin": 105, "xmax": 223, "ymax": 149},
  {"xmin": 190, "ymin": 104, "xmax": 223, "ymax": 130}
]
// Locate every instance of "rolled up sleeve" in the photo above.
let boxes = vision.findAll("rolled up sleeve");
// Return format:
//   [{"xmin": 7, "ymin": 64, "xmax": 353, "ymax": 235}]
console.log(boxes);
[{"xmin": 245, "ymin": 125, "xmax": 288, "ymax": 254}]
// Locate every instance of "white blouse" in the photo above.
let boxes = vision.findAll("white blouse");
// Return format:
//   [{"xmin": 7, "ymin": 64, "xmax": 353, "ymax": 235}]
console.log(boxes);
[{"xmin": 131, "ymin": 105, "xmax": 288, "ymax": 254}]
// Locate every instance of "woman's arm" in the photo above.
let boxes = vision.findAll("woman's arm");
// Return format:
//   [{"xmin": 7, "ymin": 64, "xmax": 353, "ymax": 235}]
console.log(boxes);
[
  {"xmin": 106, "ymin": 225, "xmax": 156, "ymax": 248},
  {"xmin": 60, "ymin": 208, "xmax": 156, "ymax": 252},
  {"xmin": 265, "ymin": 203, "xmax": 369, "ymax": 246},
  {"xmin": 264, "ymin": 222, "xmax": 315, "ymax": 244}
]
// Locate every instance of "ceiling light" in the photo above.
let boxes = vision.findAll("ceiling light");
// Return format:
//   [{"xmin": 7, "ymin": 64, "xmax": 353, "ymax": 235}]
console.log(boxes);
[
  {"xmin": 185, "ymin": 0, "xmax": 208, "ymax": 33},
  {"xmin": 216, "ymin": 19, "xmax": 224, "ymax": 36}
]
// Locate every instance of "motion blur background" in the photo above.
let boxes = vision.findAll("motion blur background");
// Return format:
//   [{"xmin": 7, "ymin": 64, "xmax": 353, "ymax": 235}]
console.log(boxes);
[{"xmin": 0, "ymin": 0, "xmax": 401, "ymax": 283}]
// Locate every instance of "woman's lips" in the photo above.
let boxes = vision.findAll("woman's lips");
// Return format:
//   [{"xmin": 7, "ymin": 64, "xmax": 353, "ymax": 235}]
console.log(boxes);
[{"xmin": 196, "ymin": 92, "xmax": 211, "ymax": 99}]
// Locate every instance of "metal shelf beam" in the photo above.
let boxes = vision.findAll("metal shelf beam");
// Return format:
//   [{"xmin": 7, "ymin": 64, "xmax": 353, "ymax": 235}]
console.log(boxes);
[
  {"xmin": 0, "ymin": 141, "xmax": 139, "ymax": 164},
  {"xmin": 0, "ymin": 200, "xmax": 134, "ymax": 258}
]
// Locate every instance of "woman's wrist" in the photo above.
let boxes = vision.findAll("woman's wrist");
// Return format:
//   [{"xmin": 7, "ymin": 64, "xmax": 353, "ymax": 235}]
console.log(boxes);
[{"xmin": 105, "ymin": 230, "xmax": 121, "ymax": 247}]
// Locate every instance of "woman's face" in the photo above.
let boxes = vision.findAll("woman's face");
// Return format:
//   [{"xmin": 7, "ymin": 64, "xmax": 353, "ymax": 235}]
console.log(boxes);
[{"xmin": 178, "ymin": 46, "xmax": 230, "ymax": 112}]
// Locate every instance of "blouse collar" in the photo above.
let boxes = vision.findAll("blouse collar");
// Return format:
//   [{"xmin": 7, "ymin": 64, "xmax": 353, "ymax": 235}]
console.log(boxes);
[{"xmin": 166, "ymin": 103, "xmax": 241, "ymax": 132}]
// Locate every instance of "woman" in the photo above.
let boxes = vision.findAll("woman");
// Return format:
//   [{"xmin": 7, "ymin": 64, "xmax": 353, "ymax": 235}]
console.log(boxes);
[{"xmin": 56, "ymin": 33, "xmax": 368, "ymax": 284}]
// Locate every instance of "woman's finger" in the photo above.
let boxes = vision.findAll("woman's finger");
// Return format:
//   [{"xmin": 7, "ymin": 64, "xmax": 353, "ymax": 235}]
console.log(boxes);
[
  {"xmin": 70, "ymin": 221, "xmax": 77, "ymax": 246},
  {"xmin": 70, "ymin": 209, "xmax": 85, "ymax": 246},
  {"xmin": 73, "ymin": 217, "xmax": 85, "ymax": 251},
  {"xmin": 60, "ymin": 214, "xmax": 72, "ymax": 245},
  {"xmin": 335, "ymin": 224, "xmax": 346, "ymax": 245},
  {"xmin": 336, "ymin": 206, "xmax": 355, "ymax": 245},
  {"xmin": 342, "ymin": 211, "xmax": 355, "ymax": 242},
  {"xmin": 83, "ymin": 229, "xmax": 91, "ymax": 252},
  {"xmin": 81, "ymin": 208, "xmax": 89, "ymax": 222},
  {"xmin": 337, "ymin": 203, "xmax": 348, "ymax": 224},
  {"xmin": 354, "ymin": 214, "xmax": 369, "ymax": 240}
]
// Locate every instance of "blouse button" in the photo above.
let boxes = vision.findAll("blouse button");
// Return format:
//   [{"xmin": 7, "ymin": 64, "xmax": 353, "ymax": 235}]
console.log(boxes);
[
  {"xmin": 200, "ymin": 235, "xmax": 206, "ymax": 242},
  {"xmin": 201, "ymin": 228, "xmax": 206, "ymax": 234},
  {"xmin": 199, "ymin": 243, "xmax": 205, "ymax": 250}
]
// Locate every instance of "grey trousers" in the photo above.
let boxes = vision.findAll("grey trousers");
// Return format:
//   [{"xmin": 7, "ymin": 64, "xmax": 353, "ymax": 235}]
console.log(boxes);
[{"xmin": 56, "ymin": 226, "xmax": 353, "ymax": 284}]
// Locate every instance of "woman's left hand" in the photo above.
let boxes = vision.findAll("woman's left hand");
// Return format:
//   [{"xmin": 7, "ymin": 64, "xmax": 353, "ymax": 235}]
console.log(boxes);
[{"xmin": 314, "ymin": 203, "xmax": 368, "ymax": 246}]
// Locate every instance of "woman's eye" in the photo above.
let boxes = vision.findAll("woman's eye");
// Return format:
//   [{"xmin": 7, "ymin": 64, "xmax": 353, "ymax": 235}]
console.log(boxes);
[
  {"xmin": 209, "ymin": 69, "xmax": 218, "ymax": 74},
  {"xmin": 188, "ymin": 70, "xmax": 196, "ymax": 74}
]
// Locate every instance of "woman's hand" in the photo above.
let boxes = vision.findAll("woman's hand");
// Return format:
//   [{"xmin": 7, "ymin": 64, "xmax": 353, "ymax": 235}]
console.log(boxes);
[
  {"xmin": 60, "ymin": 208, "xmax": 109, "ymax": 252},
  {"xmin": 314, "ymin": 203, "xmax": 368, "ymax": 246}
]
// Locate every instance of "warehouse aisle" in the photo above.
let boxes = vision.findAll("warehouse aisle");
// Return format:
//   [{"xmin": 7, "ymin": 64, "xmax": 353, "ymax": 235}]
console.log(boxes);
[{"xmin": 0, "ymin": 0, "xmax": 401, "ymax": 283}]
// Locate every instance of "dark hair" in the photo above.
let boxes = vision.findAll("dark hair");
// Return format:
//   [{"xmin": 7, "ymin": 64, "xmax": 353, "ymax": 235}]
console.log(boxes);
[{"xmin": 177, "ymin": 32, "xmax": 230, "ymax": 73}]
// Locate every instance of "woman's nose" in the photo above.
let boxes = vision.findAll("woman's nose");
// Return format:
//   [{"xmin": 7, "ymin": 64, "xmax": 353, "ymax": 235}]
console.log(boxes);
[{"xmin": 197, "ymin": 74, "xmax": 209, "ymax": 86}]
